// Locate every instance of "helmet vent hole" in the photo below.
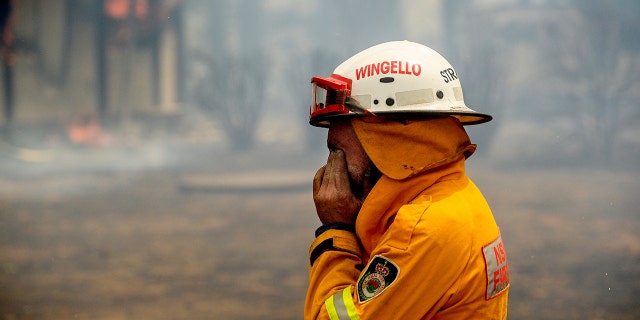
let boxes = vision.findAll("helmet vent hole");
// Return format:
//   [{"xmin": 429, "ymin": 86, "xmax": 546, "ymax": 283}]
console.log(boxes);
[
  {"xmin": 386, "ymin": 98, "xmax": 395, "ymax": 106},
  {"xmin": 373, "ymin": 99, "xmax": 379, "ymax": 105},
  {"xmin": 380, "ymin": 77, "xmax": 395, "ymax": 83},
  {"xmin": 436, "ymin": 90, "xmax": 444, "ymax": 99}
]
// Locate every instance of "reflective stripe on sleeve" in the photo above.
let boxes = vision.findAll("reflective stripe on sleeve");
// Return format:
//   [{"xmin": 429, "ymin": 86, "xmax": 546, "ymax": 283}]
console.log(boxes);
[
  {"xmin": 325, "ymin": 294, "xmax": 340, "ymax": 320},
  {"xmin": 324, "ymin": 287, "xmax": 361, "ymax": 320}
]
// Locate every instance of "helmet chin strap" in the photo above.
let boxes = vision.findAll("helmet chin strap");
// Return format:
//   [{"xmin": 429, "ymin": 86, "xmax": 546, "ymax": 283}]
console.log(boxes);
[
  {"xmin": 345, "ymin": 97, "xmax": 377, "ymax": 117},
  {"xmin": 361, "ymin": 163, "xmax": 383, "ymax": 200},
  {"xmin": 364, "ymin": 163, "xmax": 381, "ymax": 179}
]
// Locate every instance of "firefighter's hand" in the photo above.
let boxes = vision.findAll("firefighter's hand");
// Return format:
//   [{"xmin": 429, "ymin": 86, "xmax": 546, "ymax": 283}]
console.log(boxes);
[{"xmin": 313, "ymin": 149, "xmax": 361, "ymax": 225}]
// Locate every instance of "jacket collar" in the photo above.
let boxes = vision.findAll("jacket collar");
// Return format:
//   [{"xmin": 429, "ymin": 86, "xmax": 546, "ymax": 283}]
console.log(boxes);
[
  {"xmin": 356, "ymin": 158, "xmax": 466, "ymax": 256},
  {"xmin": 352, "ymin": 116, "xmax": 474, "ymax": 256}
]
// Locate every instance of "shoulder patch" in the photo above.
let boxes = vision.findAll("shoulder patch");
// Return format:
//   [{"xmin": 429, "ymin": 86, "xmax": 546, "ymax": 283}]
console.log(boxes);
[
  {"xmin": 482, "ymin": 235, "xmax": 510, "ymax": 299},
  {"xmin": 357, "ymin": 255, "xmax": 399, "ymax": 303}
]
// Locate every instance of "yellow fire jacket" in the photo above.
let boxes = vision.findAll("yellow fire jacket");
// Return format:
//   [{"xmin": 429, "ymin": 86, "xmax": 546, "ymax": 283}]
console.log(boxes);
[{"xmin": 305, "ymin": 118, "xmax": 509, "ymax": 319}]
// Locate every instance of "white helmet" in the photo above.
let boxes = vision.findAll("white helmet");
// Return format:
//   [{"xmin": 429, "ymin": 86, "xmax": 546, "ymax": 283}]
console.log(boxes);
[{"xmin": 309, "ymin": 41, "xmax": 492, "ymax": 127}]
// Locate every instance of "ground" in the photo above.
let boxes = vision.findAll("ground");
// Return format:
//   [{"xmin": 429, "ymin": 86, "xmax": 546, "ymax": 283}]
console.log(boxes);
[{"xmin": 0, "ymin": 141, "xmax": 638, "ymax": 319}]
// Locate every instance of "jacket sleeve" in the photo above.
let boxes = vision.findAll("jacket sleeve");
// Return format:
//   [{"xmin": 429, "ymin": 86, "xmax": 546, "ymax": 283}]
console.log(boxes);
[
  {"xmin": 305, "ymin": 198, "xmax": 475, "ymax": 320},
  {"xmin": 304, "ymin": 229, "xmax": 364, "ymax": 320}
]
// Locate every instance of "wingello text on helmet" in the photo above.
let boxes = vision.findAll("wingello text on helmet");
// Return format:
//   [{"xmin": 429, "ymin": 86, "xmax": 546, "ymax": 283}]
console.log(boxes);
[{"xmin": 355, "ymin": 61, "xmax": 422, "ymax": 80}]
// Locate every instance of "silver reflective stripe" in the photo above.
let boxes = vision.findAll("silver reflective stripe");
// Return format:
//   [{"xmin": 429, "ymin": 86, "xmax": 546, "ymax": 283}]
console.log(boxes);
[
  {"xmin": 325, "ymin": 287, "xmax": 360, "ymax": 320},
  {"xmin": 332, "ymin": 290, "xmax": 349, "ymax": 319},
  {"xmin": 396, "ymin": 88, "xmax": 435, "ymax": 106}
]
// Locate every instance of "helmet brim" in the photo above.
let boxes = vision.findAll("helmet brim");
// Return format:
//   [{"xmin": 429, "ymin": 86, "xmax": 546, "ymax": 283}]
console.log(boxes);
[{"xmin": 309, "ymin": 111, "xmax": 492, "ymax": 128}]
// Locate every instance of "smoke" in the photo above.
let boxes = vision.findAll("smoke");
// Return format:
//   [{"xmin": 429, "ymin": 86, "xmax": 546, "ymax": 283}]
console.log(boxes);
[{"xmin": 0, "ymin": 1, "xmax": 638, "ymax": 319}]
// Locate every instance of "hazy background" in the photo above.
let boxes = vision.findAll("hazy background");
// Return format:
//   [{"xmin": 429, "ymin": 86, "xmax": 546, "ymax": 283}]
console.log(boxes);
[{"xmin": 0, "ymin": 0, "xmax": 638, "ymax": 319}]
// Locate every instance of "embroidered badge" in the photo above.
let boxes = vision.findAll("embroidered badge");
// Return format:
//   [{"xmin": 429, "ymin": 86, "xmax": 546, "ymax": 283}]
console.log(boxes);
[
  {"xmin": 357, "ymin": 255, "xmax": 399, "ymax": 303},
  {"xmin": 482, "ymin": 236, "xmax": 510, "ymax": 299}
]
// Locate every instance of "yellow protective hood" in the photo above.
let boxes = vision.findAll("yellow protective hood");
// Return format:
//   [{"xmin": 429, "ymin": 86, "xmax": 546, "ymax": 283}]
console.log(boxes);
[{"xmin": 351, "ymin": 117, "xmax": 476, "ymax": 181}]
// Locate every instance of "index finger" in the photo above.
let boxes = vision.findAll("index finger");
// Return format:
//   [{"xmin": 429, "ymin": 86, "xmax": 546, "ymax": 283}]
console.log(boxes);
[
  {"xmin": 313, "ymin": 165, "xmax": 326, "ymax": 194},
  {"xmin": 324, "ymin": 149, "xmax": 350, "ymax": 190}
]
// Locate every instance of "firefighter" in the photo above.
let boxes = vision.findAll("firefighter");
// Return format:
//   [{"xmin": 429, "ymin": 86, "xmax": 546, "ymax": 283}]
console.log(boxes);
[{"xmin": 305, "ymin": 41, "xmax": 509, "ymax": 319}]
